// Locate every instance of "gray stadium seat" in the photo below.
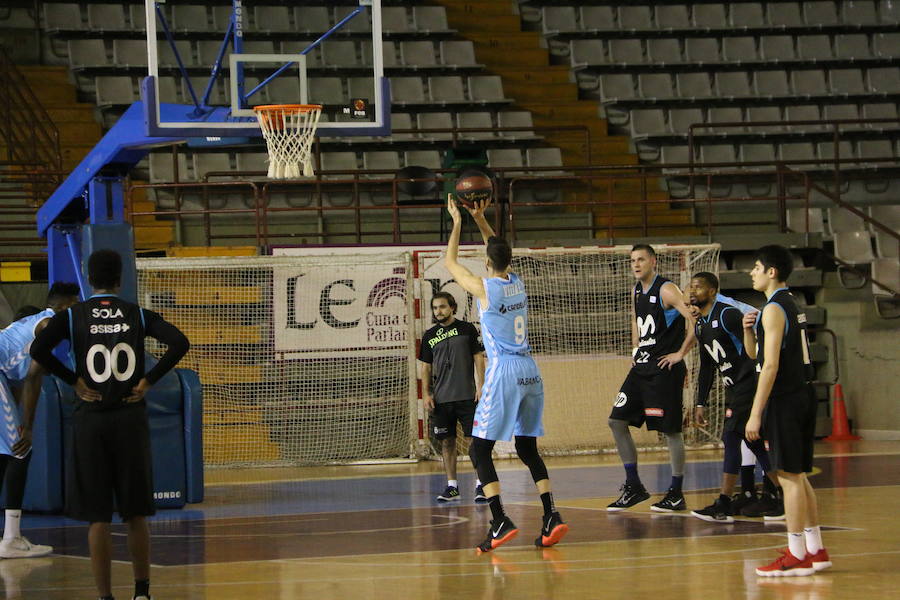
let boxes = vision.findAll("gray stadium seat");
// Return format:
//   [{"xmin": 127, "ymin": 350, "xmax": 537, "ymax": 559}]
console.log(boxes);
[
  {"xmin": 669, "ymin": 108, "xmax": 706, "ymax": 133},
  {"xmin": 618, "ymin": 6, "xmax": 653, "ymax": 30},
  {"xmin": 803, "ymin": 1, "xmax": 840, "ymax": 25},
  {"xmin": 113, "ymin": 40, "xmax": 149, "ymax": 67},
  {"xmin": 692, "ymin": 4, "xmax": 727, "ymax": 29},
  {"xmin": 363, "ymin": 151, "xmax": 401, "ymax": 174},
  {"xmin": 715, "ymin": 72, "xmax": 751, "ymax": 97},
  {"xmin": 786, "ymin": 208, "xmax": 825, "ymax": 233},
  {"xmin": 457, "ymin": 112, "xmax": 495, "ymax": 141},
  {"xmin": 700, "ymin": 144, "xmax": 737, "ymax": 164},
  {"xmin": 526, "ymin": 147, "xmax": 564, "ymax": 170},
  {"xmin": 319, "ymin": 151, "xmax": 358, "ymax": 177},
  {"xmin": 817, "ymin": 140, "xmax": 855, "ymax": 161},
  {"xmin": 580, "ymin": 6, "xmax": 616, "ymax": 30},
  {"xmin": 823, "ymin": 104, "xmax": 861, "ymax": 124},
  {"xmin": 747, "ymin": 106, "xmax": 785, "ymax": 133},
  {"xmin": 468, "ymin": 76, "xmax": 508, "ymax": 103},
  {"xmin": 44, "ymin": 3, "xmax": 84, "ymax": 30},
  {"xmin": 541, "ymin": 6, "xmax": 578, "ymax": 33},
  {"xmin": 708, "ymin": 107, "xmax": 745, "ymax": 132},
  {"xmin": 293, "ymin": 7, "xmax": 331, "ymax": 34},
  {"xmin": 870, "ymin": 205, "xmax": 900, "ymax": 231},
  {"xmin": 498, "ymin": 111, "xmax": 540, "ymax": 140},
  {"xmin": 880, "ymin": 0, "xmax": 900, "ymax": 24},
  {"xmin": 428, "ymin": 76, "xmax": 465, "ymax": 104},
  {"xmin": 88, "ymin": 4, "xmax": 126, "ymax": 30},
  {"xmin": 722, "ymin": 37, "xmax": 758, "ymax": 62},
  {"xmin": 401, "ymin": 41, "xmax": 437, "ymax": 67},
  {"xmin": 785, "ymin": 105, "xmax": 824, "ymax": 131},
  {"xmin": 417, "ymin": 112, "xmax": 454, "ymax": 141},
  {"xmin": 254, "ymin": 6, "xmax": 292, "ymax": 33},
  {"xmin": 831, "ymin": 69, "xmax": 867, "ymax": 95},
  {"xmin": 868, "ymin": 68, "xmax": 900, "ymax": 93},
  {"xmin": 609, "ymin": 39, "xmax": 645, "ymax": 64},
  {"xmin": 361, "ymin": 40, "xmax": 397, "ymax": 68},
  {"xmin": 769, "ymin": 2, "xmax": 804, "ymax": 27},
  {"xmin": 266, "ymin": 77, "xmax": 301, "ymax": 104},
  {"xmin": 440, "ymin": 41, "xmax": 478, "ymax": 67},
  {"xmin": 347, "ymin": 77, "xmax": 374, "ymax": 101},
  {"xmin": 404, "ymin": 150, "xmax": 442, "ymax": 171},
  {"xmin": 741, "ymin": 143, "xmax": 777, "ymax": 166},
  {"xmin": 871, "ymin": 259, "xmax": 900, "ymax": 313},
  {"xmin": 193, "ymin": 152, "xmax": 233, "ymax": 181},
  {"xmin": 308, "ymin": 77, "xmax": 343, "ymax": 105},
  {"xmin": 129, "ymin": 4, "xmax": 147, "ymax": 30},
  {"xmin": 413, "ymin": 6, "xmax": 449, "ymax": 32},
  {"xmin": 834, "ymin": 231, "xmax": 875, "ymax": 264},
  {"xmin": 862, "ymin": 103, "xmax": 899, "ymax": 130},
  {"xmin": 656, "ymin": 5, "xmax": 690, "ymax": 30},
  {"xmin": 390, "ymin": 77, "xmax": 425, "ymax": 104},
  {"xmin": 571, "ymin": 40, "xmax": 607, "ymax": 67},
  {"xmin": 755, "ymin": 71, "xmax": 790, "ymax": 98},
  {"xmin": 844, "ymin": 1, "xmax": 880, "ymax": 25},
  {"xmin": 382, "ymin": 7, "xmax": 411, "ymax": 33},
  {"xmin": 95, "ymin": 76, "xmax": 135, "ymax": 106},
  {"xmin": 281, "ymin": 41, "xmax": 321, "ymax": 68},
  {"xmin": 780, "ymin": 143, "xmax": 817, "ymax": 164},
  {"xmin": 791, "ymin": 70, "xmax": 828, "ymax": 97},
  {"xmin": 647, "ymin": 39, "xmax": 683, "ymax": 63},
  {"xmin": 684, "ymin": 38, "xmax": 720, "ymax": 64},
  {"xmin": 158, "ymin": 40, "xmax": 194, "ymax": 67},
  {"xmin": 630, "ymin": 109, "xmax": 668, "ymax": 138},
  {"xmin": 157, "ymin": 76, "xmax": 179, "ymax": 103},
  {"xmin": 760, "ymin": 36, "xmax": 796, "ymax": 61},
  {"xmin": 171, "ymin": 5, "xmax": 209, "ymax": 32},
  {"xmin": 873, "ymin": 33, "xmax": 900, "ymax": 58},
  {"xmin": 731, "ymin": 3, "xmax": 767, "ymax": 28},
  {"xmin": 333, "ymin": 6, "xmax": 372, "ymax": 33},
  {"xmin": 639, "ymin": 74, "xmax": 675, "ymax": 99},
  {"xmin": 874, "ymin": 230, "xmax": 900, "ymax": 259},
  {"xmin": 389, "ymin": 113, "xmax": 415, "ymax": 141},
  {"xmin": 677, "ymin": 73, "xmax": 713, "ymax": 98},
  {"xmin": 836, "ymin": 34, "xmax": 873, "ymax": 60},
  {"xmin": 68, "ymin": 40, "xmax": 109, "ymax": 68},
  {"xmin": 598, "ymin": 74, "xmax": 636, "ymax": 101},
  {"xmin": 828, "ymin": 207, "xmax": 868, "ymax": 234},
  {"xmin": 149, "ymin": 151, "xmax": 190, "ymax": 183},
  {"xmin": 487, "ymin": 149, "xmax": 526, "ymax": 174},
  {"xmin": 183, "ymin": 76, "xmax": 225, "ymax": 106},
  {"xmin": 858, "ymin": 140, "xmax": 895, "ymax": 164},
  {"xmin": 321, "ymin": 41, "xmax": 360, "ymax": 68},
  {"xmin": 798, "ymin": 35, "xmax": 833, "ymax": 60}
]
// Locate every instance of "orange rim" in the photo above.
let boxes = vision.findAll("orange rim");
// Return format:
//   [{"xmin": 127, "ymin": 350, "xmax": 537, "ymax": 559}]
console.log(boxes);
[{"xmin": 252, "ymin": 104, "xmax": 323, "ymax": 114}]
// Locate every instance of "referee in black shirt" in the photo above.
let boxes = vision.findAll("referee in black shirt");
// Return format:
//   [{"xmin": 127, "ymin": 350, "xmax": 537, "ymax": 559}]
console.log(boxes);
[{"xmin": 25, "ymin": 249, "xmax": 190, "ymax": 600}]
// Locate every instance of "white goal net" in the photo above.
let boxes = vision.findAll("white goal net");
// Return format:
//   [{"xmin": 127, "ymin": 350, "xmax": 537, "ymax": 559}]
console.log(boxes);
[{"xmin": 135, "ymin": 243, "xmax": 721, "ymax": 467}]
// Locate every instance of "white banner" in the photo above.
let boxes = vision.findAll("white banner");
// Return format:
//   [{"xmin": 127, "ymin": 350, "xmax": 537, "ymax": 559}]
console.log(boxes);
[{"xmin": 272, "ymin": 255, "xmax": 411, "ymax": 358}]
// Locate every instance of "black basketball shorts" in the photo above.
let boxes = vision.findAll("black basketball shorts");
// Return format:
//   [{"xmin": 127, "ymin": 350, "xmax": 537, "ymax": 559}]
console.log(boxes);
[
  {"xmin": 609, "ymin": 363, "xmax": 686, "ymax": 434},
  {"xmin": 431, "ymin": 399, "xmax": 477, "ymax": 440},
  {"xmin": 722, "ymin": 390, "xmax": 754, "ymax": 433},
  {"xmin": 65, "ymin": 403, "xmax": 156, "ymax": 523},
  {"xmin": 763, "ymin": 386, "xmax": 817, "ymax": 474}
]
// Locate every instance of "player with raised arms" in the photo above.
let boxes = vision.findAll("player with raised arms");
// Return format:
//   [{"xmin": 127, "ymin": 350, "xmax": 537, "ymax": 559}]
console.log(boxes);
[
  {"xmin": 744, "ymin": 245, "xmax": 830, "ymax": 577},
  {"xmin": 607, "ymin": 244, "xmax": 697, "ymax": 512},
  {"xmin": 444, "ymin": 193, "xmax": 568, "ymax": 553},
  {"xmin": 687, "ymin": 272, "xmax": 782, "ymax": 523}
]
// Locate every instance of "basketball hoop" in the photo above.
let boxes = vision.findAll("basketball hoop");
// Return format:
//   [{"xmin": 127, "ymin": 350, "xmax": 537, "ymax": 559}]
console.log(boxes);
[{"xmin": 252, "ymin": 104, "xmax": 322, "ymax": 179}]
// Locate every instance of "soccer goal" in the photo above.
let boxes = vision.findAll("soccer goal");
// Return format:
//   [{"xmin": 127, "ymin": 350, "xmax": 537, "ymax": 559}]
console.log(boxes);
[{"xmin": 135, "ymin": 243, "xmax": 721, "ymax": 467}]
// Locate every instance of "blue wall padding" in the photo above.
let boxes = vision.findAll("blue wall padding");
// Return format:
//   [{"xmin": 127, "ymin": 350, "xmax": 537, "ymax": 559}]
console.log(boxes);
[{"xmin": 177, "ymin": 368, "xmax": 204, "ymax": 503}]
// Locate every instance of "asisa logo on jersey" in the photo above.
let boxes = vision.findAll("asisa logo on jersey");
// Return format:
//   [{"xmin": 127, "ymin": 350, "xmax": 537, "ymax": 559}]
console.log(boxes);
[
  {"xmin": 614, "ymin": 392, "xmax": 627, "ymax": 407},
  {"xmin": 92, "ymin": 307, "xmax": 124, "ymax": 319}
]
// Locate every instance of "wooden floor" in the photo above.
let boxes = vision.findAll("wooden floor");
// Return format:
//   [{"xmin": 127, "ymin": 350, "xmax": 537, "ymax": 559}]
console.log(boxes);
[{"xmin": 5, "ymin": 440, "xmax": 900, "ymax": 599}]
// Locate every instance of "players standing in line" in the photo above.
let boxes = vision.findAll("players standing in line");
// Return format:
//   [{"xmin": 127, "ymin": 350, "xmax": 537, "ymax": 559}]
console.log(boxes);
[
  {"xmin": 687, "ymin": 272, "xmax": 783, "ymax": 523},
  {"xmin": 23, "ymin": 250, "xmax": 190, "ymax": 600},
  {"xmin": 607, "ymin": 245, "xmax": 697, "ymax": 512},
  {"xmin": 0, "ymin": 284, "xmax": 80, "ymax": 558},
  {"xmin": 418, "ymin": 291, "xmax": 487, "ymax": 502},
  {"xmin": 444, "ymin": 196, "xmax": 568, "ymax": 553},
  {"xmin": 743, "ymin": 245, "xmax": 830, "ymax": 577}
]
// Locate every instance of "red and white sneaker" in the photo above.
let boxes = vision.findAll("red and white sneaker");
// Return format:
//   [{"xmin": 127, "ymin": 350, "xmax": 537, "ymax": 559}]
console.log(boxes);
[
  {"xmin": 756, "ymin": 552, "xmax": 816, "ymax": 577},
  {"xmin": 776, "ymin": 547, "xmax": 832, "ymax": 572}
]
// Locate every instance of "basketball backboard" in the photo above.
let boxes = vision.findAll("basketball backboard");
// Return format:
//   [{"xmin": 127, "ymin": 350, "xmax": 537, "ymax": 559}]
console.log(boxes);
[{"xmin": 142, "ymin": 0, "xmax": 390, "ymax": 139}]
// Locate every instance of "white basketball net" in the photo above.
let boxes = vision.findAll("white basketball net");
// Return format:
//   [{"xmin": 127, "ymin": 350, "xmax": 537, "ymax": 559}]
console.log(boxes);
[{"xmin": 253, "ymin": 104, "xmax": 322, "ymax": 179}]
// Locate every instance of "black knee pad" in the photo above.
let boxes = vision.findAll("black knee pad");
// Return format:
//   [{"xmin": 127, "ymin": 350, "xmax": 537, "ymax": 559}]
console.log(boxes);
[
  {"xmin": 469, "ymin": 437, "xmax": 498, "ymax": 486},
  {"xmin": 514, "ymin": 436, "xmax": 548, "ymax": 483}
]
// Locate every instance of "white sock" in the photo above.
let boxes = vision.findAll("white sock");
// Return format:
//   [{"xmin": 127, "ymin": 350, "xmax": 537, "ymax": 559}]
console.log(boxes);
[
  {"xmin": 448, "ymin": 479, "xmax": 458, "ymax": 488},
  {"xmin": 740, "ymin": 440, "xmax": 756, "ymax": 466},
  {"xmin": 804, "ymin": 526, "xmax": 823, "ymax": 554},
  {"xmin": 787, "ymin": 531, "xmax": 807, "ymax": 561},
  {"xmin": 3, "ymin": 509, "xmax": 21, "ymax": 540},
  {"xmin": 475, "ymin": 479, "xmax": 482, "ymax": 486}
]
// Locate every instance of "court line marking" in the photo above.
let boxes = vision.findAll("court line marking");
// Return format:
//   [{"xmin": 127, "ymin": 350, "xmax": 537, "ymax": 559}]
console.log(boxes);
[{"xmin": 20, "ymin": 549, "xmax": 900, "ymax": 593}]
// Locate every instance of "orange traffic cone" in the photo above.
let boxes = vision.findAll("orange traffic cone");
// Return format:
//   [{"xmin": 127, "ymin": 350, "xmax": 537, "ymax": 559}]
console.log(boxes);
[{"xmin": 825, "ymin": 383, "xmax": 861, "ymax": 442}]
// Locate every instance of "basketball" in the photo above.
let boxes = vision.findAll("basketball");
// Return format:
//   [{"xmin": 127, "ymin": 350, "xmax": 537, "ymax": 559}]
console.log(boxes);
[{"xmin": 454, "ymin": 173, "xmax": 493, "ymax": 208}]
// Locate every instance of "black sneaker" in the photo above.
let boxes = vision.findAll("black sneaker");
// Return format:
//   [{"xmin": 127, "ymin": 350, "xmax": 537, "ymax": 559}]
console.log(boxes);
[
  {"xmin": 691, "ymin": 494, "xmax": 735, "ymax": 523},
  {"xmin": 476, "ymin": 516, "xmax": 519, "ymax": 553},
  {"xmin": 741, "ymin": 490, "xmax": 785, "ymax": 521},
  {"xmin": 731, "ymin": 489, "xmax": 758, "ymax": 514},
  {"xmin": 534, "ymin": 511, "xmax": 569, "ymax": 548},
  {"xmin": 651, "ymin": 488, "xmax": 687, "ymax": 512},
  {"xmin": 607, "ymin": 482, "xmax": 650, "ymax": 511},
  {"xmin": 474, "ymin": 484, "xmax": 488, "ymax": 502},
  {"xmin": 437, "ymin": 486, "xmax": 460, "ymax": 502}
]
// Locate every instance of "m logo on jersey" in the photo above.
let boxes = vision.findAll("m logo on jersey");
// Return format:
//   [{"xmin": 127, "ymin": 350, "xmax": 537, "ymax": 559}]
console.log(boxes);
[
  {"xmin": 703, "ymin": 339, "xmax": 728, "ymax": 364},
  {"xmin": 637, "ymin": 315, "xmax": 656, "ymax": 338},
  {"xmin": 614, "ymin": 392, "xmax": 627, "ymax": 408}
]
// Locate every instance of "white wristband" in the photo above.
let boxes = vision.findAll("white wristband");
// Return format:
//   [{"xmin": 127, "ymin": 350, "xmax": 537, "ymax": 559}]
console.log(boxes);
[{"xmin": 632, "ymin": 347, "xmax": 638, "ymax": 358}]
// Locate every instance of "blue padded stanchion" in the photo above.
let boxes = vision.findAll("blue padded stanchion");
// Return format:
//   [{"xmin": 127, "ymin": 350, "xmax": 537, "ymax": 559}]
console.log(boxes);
[
  {"xmin": 176, "ymin": 368, "xmax": 204, "ymax": 503},
  {"xmin": 145, "ymin": 366, "xmax": 187, "ymax": 509},
  {"xmin": 18, "ymin": 378, "xmax": 65, "ymax": 512}
]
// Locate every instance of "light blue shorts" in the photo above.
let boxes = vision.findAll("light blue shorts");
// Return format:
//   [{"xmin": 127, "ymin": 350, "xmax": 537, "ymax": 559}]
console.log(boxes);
[
  {"xmin": 0, "ymin": 374, "xmax": 23, "ymax": 457},
  {"xmin": 473, "ymin": 356, "xmax": 544, "ymax": 441}
]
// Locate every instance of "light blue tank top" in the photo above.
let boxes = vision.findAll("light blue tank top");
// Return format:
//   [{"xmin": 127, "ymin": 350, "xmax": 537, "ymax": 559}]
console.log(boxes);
[
  {"xmin": 716, "ymin": 293, "xmax": 755, "ymax": 314},
  {"xmin": 479, "ymin": 273, "xmax": 531, "ymax": 359},
  {"xmin": 0, "ymin": 308, "xmax": 54, "ymax": 382}
]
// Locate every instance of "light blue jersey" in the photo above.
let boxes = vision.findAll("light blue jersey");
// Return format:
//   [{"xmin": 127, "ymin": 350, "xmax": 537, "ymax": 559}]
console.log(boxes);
[
  {"xmin": 474, "ymin": 273, "xmax": 544, "ymax": 441},
  {"xmin": 0, "ymin": 308, "xmax": 54, "ymax": 383},
  {"xmin": 479, "ymin": 273, "xmax": 531, "ymax": 358},
  {"xmin": 716, "ymin": 293, "xmax": 756, "ymax": 315}
]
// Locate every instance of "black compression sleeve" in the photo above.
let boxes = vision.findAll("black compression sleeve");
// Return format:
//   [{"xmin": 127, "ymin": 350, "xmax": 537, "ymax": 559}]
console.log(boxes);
[
  {"xmin": 696, "ymin": 348, "xmax": 714, "ymax": 407},
  {"xmin": 142, "ymin": 309, "xmax": 190, "ymax": 384},
  {"xmin": 29, "ymin": 311, "xmax": 78, "ymax": 386}
]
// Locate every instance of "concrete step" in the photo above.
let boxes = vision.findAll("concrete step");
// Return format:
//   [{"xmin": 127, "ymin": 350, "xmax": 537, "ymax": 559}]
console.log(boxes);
[
  {"xmin": 491, "ymin": 66, "xmax": 572, "ymax": 85},
  {"xmin": 439, "ymin": 0, "xmax": 518, "ymax": 18}
]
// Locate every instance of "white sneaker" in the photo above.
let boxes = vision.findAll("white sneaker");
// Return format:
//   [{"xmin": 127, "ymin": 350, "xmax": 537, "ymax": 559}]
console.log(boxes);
[
  {"xmin": 133, "ymin": 596, "xmax": 152, "ymax": 600},
  {"xmin": 0, "ymin": 536, "xmax": 53, "ymax": 559}
]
